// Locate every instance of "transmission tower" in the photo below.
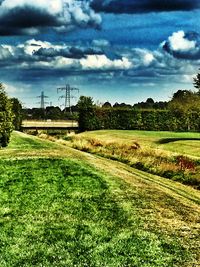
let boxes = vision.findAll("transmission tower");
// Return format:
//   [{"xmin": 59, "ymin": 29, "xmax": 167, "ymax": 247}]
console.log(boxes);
[
  {"xmin": 57, "ymin": 84, "xmax": 79, "ymax": 113},
  {"xmin": 37, "ymin": 91, "xmax": 49, "ymax": 109}
]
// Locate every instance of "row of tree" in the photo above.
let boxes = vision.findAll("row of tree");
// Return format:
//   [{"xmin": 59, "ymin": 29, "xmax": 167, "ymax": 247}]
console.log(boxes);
[
  {"xmin": 0, "ymin": 83, "xmax": 22, "ymax": 147},
  {"xmin": 102, "ymin": 99, "xmax": 168, "ymax": 110},
  {"xmin": 23, "ymin": 106, "xmax": 78, "ymax": 121},
  {"xmin": 22, "ymin": 99, "xmax": 168, "ymax": 121},
  {"xmin": 77, "ymin": 70, "xmax": 200, "ymax": 132}
]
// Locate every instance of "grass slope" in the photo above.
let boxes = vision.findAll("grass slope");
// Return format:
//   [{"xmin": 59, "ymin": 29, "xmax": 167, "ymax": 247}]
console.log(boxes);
[
  {"xmin": 77, "ymin": 130, "xmax": 200, "ymax": 157},
  {"xmin": 0, "ymin": 131, "xmax": 200, "ymax": 266},
  {"xmin": 66, "ymin": 130, "xmax": 200, "ymax": 188}
]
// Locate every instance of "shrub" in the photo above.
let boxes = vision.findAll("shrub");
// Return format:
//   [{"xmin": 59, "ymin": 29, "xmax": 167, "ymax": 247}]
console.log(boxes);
[
  {"xmin": 0, "ymin": 83, "xmax": 14, "ymax": 147},
  {"xmin": 175, "ymin": 156, "xmax": 195, "ymax": 172}
]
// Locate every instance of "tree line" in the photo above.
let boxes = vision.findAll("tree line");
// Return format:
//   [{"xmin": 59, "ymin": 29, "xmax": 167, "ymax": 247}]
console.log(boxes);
[
  {"xmin": 22, "ymin": 98, "xmax": 168, "ymax": 121},
  {"xmin": 77, "ymin": 70, "xmax": 200, "ymax": 132}
]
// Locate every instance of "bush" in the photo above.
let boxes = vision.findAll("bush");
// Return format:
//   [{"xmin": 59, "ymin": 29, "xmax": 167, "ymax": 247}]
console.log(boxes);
[{"xmin": 0, "ymin": 83, "xmax": 14, "ymax": 147}]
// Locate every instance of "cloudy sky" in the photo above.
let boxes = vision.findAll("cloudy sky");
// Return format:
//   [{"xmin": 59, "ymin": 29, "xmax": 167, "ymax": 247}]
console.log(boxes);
[{"xmin": 0, "ymin": 0, "xmax": 200, "ymax": 107}]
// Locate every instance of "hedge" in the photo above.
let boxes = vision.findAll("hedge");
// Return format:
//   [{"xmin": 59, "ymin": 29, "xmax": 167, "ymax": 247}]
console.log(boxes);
[{"xmin": 78, "ymin": 108, "xmax": 200, "ymax": 132}]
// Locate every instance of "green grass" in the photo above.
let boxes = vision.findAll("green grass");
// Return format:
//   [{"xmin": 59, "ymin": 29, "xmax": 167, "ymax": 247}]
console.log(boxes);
[
  {"xmin": 0, "ymin": 158, "xmax": 196, "ymax": 267},
  {"xmin": 0, "ymin": 131, "xmax": 67, "ymax": 159},
  {"xmin": 0, "ymin": 132, "xmax": 200, "ymax": 266},
  {"xmin": 8, "ymin": 131, "xmax": 59, "ymax": 150},
  {"xmin": 78, "ymin": 130, "xmax": 200, "ymax": 157}
]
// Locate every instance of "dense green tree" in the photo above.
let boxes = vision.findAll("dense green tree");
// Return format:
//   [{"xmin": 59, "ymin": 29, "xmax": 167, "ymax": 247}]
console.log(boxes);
[
  {"xmin": 102, "ymin": 101, "xmax": 112, "ymax": 108},
  {"xmin": 11, "ymin": 97, "xmax": 23, "ymax": 130},
  {"xmin": 146, "ymin": 98, "xmax": 154, "ymax": 104},
  {"xmin": 134, "ymin": 100, "xmax": 168, "ymax": 110},
  {"xmin": 113, "ymin": 102, "xmax": 120, "ymax": 108},
  {"xmin": 171, "ymin": 90, "xmax": 193, "ymax": 101},
  {"xmin": 170, "ymin": 90, "xmax": 200, "ymax": 112},
  {"xmin": 77, "ymin": 96, "xmax": 100, "ymax": 131},
  {"xmin": 77, "ymin": 96, "xmax": 94, "ymax": 110},
  {"xmin": 113, "ymin": 102, "xmax": 132, "ymax": 109},
  {"xmin": 169, "ymin": 89, "xmax": 200, "ymax": 131},
  {"xmin": 0, "ymin": 83, "xmax": 14, "ymax": 147},
  {"xmin": 145, "ymin": 98, "xmax": 154, "ymax": 109},
  {"xmin": 46, "ymin": 106, "xmax": 62, "ymax": 120},
  {"xmin": 32, "ymin": 108, "xmax": 46, "ymax": 120}
]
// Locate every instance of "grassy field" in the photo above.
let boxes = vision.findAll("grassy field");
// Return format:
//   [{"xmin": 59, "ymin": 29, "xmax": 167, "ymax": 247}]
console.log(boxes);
[
  {"xmin": 0, "ymin": 131, "xmax": 200, "ymax": 266},
  {"xmin": 64, "ymin": 130, "xmax": 200, "ymax": 188},
  {"xmin": 76, "ymin": 130, "xmax": 200, "ymax": 157}
]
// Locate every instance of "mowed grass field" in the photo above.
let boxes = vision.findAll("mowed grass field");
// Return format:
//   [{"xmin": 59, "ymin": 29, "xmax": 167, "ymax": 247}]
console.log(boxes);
[{"xmin": 0, "ymin": 131, "xmax": 200, "ymax": 266}]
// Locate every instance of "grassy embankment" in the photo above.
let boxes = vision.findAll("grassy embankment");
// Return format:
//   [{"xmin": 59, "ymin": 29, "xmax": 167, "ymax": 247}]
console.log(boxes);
[
  {"xmin": 0, "ymin": 131, "xmax": 200, "ymax": 266},
  {"xmin": 59, "ymin": 130, "xmax": 200, "ymax": 188}
]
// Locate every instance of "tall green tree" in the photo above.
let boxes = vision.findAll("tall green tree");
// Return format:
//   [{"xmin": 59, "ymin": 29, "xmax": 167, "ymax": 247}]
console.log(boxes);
[
  {"xmin": 77, "ymin": 96, "xmax": 100, "ymax": 132},
  {"xmin": 169, "ymin": 89, "xmax": 200, "ymax": 131},
  {"xmin": 11, "ymin": 97, "xmax": 23, "ymax": 130},
  {"xmin": 0, "ymin": 83, "xmax": 14, "ymax": 147},
  {"xmin": 169, "ymin": 90, "xmax": 200, "ymax": 112}
]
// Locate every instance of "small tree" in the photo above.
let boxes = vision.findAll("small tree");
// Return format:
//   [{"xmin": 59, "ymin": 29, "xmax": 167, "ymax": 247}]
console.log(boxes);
[
  {"xmin": 0, "ymin": 83, "xmax": 14, "ymax": 147},
  {"xmin": 77, "ymin": 96, "xmax": 100, "ymax": 132}
]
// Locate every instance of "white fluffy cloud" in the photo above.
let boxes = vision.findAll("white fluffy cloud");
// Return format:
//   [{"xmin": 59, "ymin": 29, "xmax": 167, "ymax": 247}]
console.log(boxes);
[
  {"xmin": 0, "ymin": 45, "xmax": 12, "ymax": 59},
  {"xmin": 0, "ymin": 39, "xmax": 133, "ymax": 72},
  {"xmin": 139, "ymin": 50, "xmax": 155, "ymax": 66},
  {"xmin": 168, "ymin": 31, "xmax": 196, "ymax": 52},
  {"xmin": 162, "ymin": 30, "xmax": 200, "ymax": 60},
  {"xmin": 127, "ymin": 48, "xmax": 155, "ymax": 68},
  {"xmin": 0, "ymin": 0, "xmax": 63, "ymax": 14},
  {"xmin": 80, "ymin": 55, "xmax": 132, "ymax": 70},
  {"xmin": 18, "ymin": 39, "xmax": 64, "ymax": 55}
]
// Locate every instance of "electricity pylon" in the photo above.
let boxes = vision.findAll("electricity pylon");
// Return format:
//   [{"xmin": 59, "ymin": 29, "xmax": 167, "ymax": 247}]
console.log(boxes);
[
  {"xmin": 37, "ymin": 91, "xmax": 49, "ymax": 109},
  {"xmin": 57, "ymin": 84, "xmax": 79, "ymax": 113}
]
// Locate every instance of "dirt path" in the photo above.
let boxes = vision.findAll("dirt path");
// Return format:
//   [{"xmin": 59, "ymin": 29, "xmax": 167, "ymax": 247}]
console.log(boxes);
[{"xmin": 70, "ymin": 148, "xmax": 200, "ymax": 205}]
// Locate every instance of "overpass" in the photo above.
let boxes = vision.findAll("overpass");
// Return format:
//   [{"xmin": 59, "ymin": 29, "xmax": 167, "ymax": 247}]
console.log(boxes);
[{"xmin": 22, "ymin": 120, "xmax": 79, "ymax": 131}]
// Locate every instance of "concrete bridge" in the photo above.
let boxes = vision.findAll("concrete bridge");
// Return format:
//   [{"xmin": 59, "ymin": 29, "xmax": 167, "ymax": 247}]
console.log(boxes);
[{"xmin": 22, "ymin": 120, "xmax": 79, "ymax": 131}]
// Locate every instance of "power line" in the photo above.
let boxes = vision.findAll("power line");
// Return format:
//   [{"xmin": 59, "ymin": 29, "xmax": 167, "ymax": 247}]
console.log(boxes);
[{"xmin": 57, "ymin": 84, "xmax": 79, "ymax": 113}]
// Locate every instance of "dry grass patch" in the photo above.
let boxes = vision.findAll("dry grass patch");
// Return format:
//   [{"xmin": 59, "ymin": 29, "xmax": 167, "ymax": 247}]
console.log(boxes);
[{"xmin": 68, "ymin": 135, "xmax": 200, "ymax": 188}]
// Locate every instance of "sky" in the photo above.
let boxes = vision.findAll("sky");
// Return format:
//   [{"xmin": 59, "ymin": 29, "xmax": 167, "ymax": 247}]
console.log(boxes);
[{"xmin": 0, "ymin": 0, "xmax": 200, "ymax": 108}]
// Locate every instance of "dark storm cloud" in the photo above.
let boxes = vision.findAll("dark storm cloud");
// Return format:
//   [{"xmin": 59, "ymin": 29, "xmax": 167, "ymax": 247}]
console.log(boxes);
[
  {"xmin": 34, "ymin": 47, "xmax": 103, "ymax": 59},
  {"xmin": 90, "ymin": 0, "xmax": 200, "ymax": 14},
  {"xmin": 0, "ymin": 46, "xmax": 35, "ymax": 67},
  {"xmin": 0, "ymin": 7, "xmax": 59, "ymax": 28},
  {"xmin": 0, "ymin": 6, "xmax": 60, "ymax": 35},
  {"xmin": 0, "ymin": 0, "xmax": 101, "ymax": 36}
]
